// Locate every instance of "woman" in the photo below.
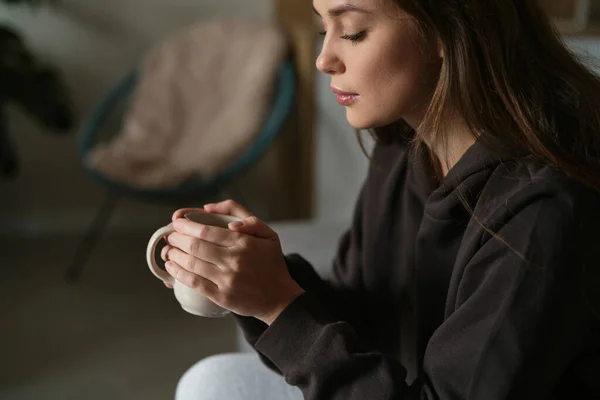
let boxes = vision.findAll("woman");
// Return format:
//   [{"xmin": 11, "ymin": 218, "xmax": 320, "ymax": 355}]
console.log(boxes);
[{"xmin": 166, "ymin": 0, "xmax": 600, "ymax": 398}]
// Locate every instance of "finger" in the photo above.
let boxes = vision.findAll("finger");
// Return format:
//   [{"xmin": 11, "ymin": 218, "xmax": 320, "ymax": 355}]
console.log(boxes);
[
  {"xmin": 165, "ymin": 261, "xmax": 218, "ymax": 296},
  {"xmin": 172, "ymin": 218, "xmax": 242, "ymax": 247},
  {"xmin": 172, "ymin": 208, "xmax": 206, "ymax": 222},
  {"xmin": 161, "ymin": 245, "xmax": 173, "ymax": 262},
  {"xmin": 167, "ymin": 232, "xmax": 226, "ymax": 266},
  {"xmin": 228, "ymin": 216, "xmax": 277, "ymax": 240},
  {"xmin": 203, "ymin": 200, "xmax": 253, "ymax": 219},
  {"xmin": 166, "ymin": 247, "xmax": 223, "ymax": 284}
]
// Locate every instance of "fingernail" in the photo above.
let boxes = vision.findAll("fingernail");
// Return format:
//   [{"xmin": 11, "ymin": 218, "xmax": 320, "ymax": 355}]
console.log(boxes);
[
  {"xmin": 229, "ymin": 221, "xmax": 244, "ymax": 229},
  {"xmin": 165, "ymin": 261, "xmax": 173, "ymax": 270}
]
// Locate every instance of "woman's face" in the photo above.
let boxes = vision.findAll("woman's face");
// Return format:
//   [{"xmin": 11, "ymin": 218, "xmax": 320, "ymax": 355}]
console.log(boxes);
[{"xmin": 314, "ymin": 0, "xmax": 442, "ymax": 129}]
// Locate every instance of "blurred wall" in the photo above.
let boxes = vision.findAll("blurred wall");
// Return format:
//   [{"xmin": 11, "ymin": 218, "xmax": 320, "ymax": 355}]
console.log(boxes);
[{"xmin": 0, "ymin": 0, "xmax": 273, "ymax": 234}]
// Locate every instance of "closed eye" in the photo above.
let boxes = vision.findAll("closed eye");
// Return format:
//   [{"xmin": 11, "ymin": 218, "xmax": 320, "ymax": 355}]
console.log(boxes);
[
  {"xmin": 341, "ymin": 31, "xmax": 366, "ymax": 42},
  {"xmin": 318, "ymin": 31, "xmax": 367, "ymax": 44}
]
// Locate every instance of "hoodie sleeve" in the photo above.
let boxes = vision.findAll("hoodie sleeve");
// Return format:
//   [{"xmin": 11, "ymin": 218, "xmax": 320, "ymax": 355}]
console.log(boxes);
[
  {"xmin": 249, "ymin": 195, "xmax": 599, "ymax": 399},
  {"xmin": 233, "ymin": 182, "xmax": 371, "ymax": 373}
]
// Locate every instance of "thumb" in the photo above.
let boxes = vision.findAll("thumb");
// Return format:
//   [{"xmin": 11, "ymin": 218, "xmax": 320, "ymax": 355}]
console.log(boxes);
[{"xmin": 228, "ymin": 216, "xmax": 276, "ymax": 239}]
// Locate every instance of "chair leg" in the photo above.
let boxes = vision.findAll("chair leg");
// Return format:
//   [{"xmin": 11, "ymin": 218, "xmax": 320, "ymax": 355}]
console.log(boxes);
[{"xmin": 64, "ymin": 193, "xmax": 120, "ymax": 283}]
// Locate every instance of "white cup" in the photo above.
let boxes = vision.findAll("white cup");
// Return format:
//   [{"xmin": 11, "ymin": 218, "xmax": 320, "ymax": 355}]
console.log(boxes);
[{"xmin": 146, "ymin": 211, "xmax": 242, "ymax": 317}]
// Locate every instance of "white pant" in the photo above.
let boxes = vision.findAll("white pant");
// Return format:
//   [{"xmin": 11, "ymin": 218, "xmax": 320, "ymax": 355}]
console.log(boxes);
[{"xmin": 175, "ymin": 353, "xmax": 303, "ymax": 400}]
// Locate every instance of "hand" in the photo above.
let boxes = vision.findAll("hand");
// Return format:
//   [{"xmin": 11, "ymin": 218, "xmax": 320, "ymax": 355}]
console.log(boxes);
[
  {"xmin": 161, "ymin": 202, "xmax": 251, "ymax": 288},
  {"xmin": 160, "ymin": 207, "xmax": 210, "ymax": 289},
  {"xmin": 162, "ymin": 200, "xmax": 305, "ymax": 325}
]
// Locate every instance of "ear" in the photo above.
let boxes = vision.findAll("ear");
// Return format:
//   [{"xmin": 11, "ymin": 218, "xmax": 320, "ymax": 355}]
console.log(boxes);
[{"xmin": 437, "ymin": 37, "xmax": 444, "ymax": 59}]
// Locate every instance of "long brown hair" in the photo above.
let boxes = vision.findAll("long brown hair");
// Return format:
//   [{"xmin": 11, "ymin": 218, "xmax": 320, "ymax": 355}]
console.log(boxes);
[{"xmin": 364, "ymin": 0, "xmax": 600, "ymax": 191}]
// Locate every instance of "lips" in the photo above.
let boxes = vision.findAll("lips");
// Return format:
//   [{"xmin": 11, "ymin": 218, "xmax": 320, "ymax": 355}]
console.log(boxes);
[{"xmin": 331, "ymin": 86, "xmax": 360, "ymax": 106}]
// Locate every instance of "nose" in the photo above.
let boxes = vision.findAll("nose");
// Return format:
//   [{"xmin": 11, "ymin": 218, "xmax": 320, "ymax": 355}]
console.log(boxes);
[{"xmin": 316, "ymin": 43, "xmax": 345, "ymax": 75}]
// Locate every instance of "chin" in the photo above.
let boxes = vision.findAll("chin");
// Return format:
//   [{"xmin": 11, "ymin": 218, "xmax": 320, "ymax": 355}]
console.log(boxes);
[
  {"xmin": 345, "ymin": 109, "xmax": 378, "ymax": 130},
  {"xmin": 345, "ymin": 108, "xmax": 396, "ymax": 130}
]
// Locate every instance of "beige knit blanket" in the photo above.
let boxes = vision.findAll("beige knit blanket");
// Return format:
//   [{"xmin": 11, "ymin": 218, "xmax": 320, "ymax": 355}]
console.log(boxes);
[{"xmin": 85, "ymin": 19, "xmax": 288, "ymax": 189}]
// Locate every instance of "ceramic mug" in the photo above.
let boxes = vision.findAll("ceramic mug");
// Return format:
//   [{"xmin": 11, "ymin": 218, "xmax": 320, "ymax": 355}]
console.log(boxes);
[{"xmin": 146, "ymin": 211, "xmax": 242, "ymax": 317}]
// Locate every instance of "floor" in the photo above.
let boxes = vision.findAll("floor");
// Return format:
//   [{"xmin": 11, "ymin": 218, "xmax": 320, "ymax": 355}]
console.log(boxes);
[{"xmin": 0, "ymin": 232, "xmax": 238, "ymax": 400}]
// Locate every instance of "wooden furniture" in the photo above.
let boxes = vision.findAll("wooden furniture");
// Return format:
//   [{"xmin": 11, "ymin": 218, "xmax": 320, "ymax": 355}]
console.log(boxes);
[
  {"xmin": 539, "ymin": 0, "xmax": 600, "ymax": 36},
  {"xmin": 234, "ymin": 0, "xmax": 316, "ymax": 222},
  {"xmin": 275, "ymin": 0, "xmax": 316, "ymax": 220}
]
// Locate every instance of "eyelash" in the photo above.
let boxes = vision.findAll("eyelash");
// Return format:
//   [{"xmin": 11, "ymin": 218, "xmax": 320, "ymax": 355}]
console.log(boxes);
[{"xmin": 318, "ymin": 31, "xmax": 367, "ymax": 43}]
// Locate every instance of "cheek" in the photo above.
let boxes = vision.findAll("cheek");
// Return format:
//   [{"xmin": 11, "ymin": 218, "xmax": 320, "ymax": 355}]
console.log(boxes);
[{"xmin": 349, "ymin": 34, "xmax": 441, "ymax": 128}]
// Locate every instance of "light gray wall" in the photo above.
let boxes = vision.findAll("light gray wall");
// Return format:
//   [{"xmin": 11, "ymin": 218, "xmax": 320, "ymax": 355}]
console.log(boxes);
[{"xmin": 566, "ymin": 37, "xmax": 600, "ymax": 72}]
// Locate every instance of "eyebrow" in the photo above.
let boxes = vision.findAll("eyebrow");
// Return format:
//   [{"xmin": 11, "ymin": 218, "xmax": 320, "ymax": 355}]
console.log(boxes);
[{"xmin": 313, "ymin": 3, "xmax": 372, "ymax": 18}]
